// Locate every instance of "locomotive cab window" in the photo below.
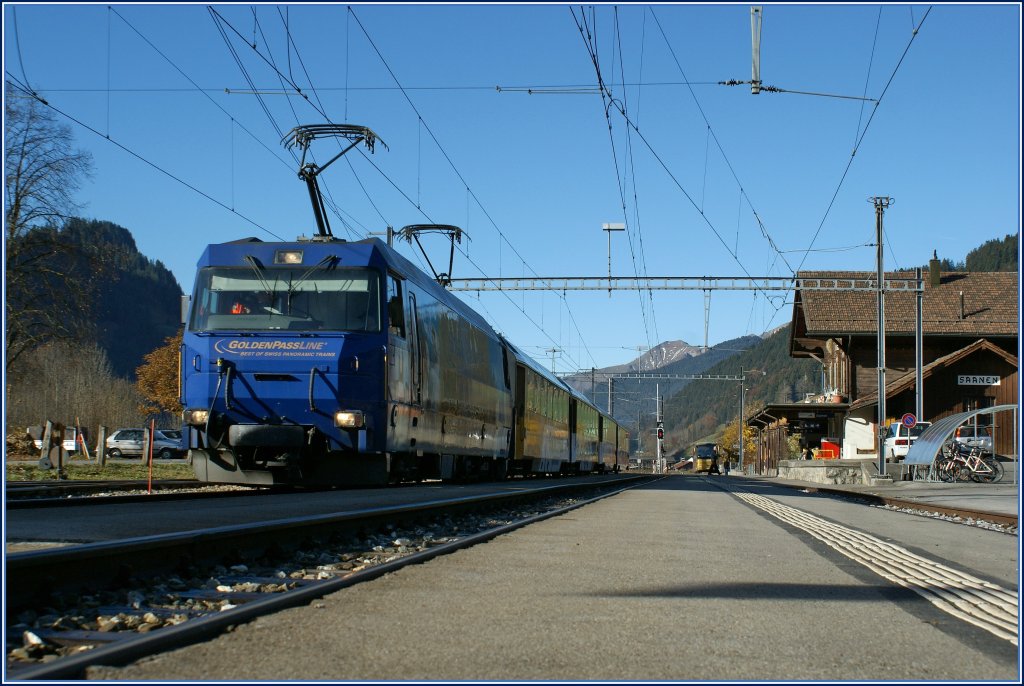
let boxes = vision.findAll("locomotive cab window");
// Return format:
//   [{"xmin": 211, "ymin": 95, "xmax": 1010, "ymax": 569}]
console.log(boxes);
[
  {"xmin": 387, "ymin": 274, "xmax": 406, "ymax": 338},
  {"xmin": 189, "ymin": 267, "xmax": 380, "ymax": 332}
]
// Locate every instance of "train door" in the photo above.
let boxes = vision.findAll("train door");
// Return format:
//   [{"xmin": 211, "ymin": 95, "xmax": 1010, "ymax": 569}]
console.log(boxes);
[
  {"xmin": 501, "ymin": 343, "xmax": 513, "ymax": 460},
  {"xmin": 406, "ymin": 292, "xmax": 424, "ymax": 465},
  {"xmin": 514, "ymin": 364, "xmax": 526, "ymax": 464},
  {"xmin": 568, "ymin": 398, "xmax": 578, "ymax": 465},
  {"xmin": 408, "ymin": 293, "xmax": 422, "ymax": 405},
  {"xmin": 386, "ymin": 274, "xmax": 409, "ymax": 455}
]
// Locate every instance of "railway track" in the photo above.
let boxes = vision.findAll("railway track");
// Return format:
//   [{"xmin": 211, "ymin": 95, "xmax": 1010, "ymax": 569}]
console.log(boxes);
[
  {"xmin": 4, "ymin": 479, "xmax": 268, "ymax": 507},
  {"xmin": 782, "ymin": 483, "xmax": 1018, "ymax": 528},
  {"xmin": 6, "ymin": 474, "xmax": 652, "ymax": 679}
]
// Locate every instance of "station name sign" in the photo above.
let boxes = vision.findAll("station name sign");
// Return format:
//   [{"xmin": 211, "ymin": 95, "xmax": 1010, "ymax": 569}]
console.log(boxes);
[{"xmin": 957, "ymin": 374, "xmax": 1000, "ymax": 386}]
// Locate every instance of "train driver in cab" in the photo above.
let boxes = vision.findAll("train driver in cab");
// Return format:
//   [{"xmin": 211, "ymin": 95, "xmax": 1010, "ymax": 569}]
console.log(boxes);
[{"xmin": 229, "ymin": 292, "xmax": 258, "ymax": 315}]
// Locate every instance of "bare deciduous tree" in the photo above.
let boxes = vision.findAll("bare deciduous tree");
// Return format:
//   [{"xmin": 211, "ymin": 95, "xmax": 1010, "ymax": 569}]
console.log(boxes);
[
  {"xmin": 5, "ymin": 340, "xmax": 147, "ymax": 441},
  {"xmin": 5, "ymin": 85, "xmax": 95, "ymax": 370}
]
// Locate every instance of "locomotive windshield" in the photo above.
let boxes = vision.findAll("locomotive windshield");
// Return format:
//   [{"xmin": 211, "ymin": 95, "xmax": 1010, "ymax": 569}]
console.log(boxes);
[
  {"xmin": 695, "ymin": 443, "xmax": 718, "ymax": 458},
  {"xmin": 189, "ymin": 267, "xmax": 381, "ymax": 332}
]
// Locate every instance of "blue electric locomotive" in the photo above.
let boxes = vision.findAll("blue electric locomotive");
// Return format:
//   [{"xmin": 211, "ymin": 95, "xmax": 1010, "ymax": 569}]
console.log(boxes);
[
  {"xmin": 180, "ymin": 123, "xmax": 627, "ymax": 486},
  {"xmin": 181, "ymin": 235, "xmax": 518, "ymax": 486}
]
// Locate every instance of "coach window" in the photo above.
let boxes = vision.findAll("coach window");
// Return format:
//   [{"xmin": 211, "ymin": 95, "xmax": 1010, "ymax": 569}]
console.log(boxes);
[{"xmin": 387, "ymin": 274, "xmax": 405, "ymax": 337}]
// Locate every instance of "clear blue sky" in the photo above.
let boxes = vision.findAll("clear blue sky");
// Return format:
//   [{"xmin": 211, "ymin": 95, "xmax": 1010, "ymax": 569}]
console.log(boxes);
[{"xmin": 4, "ymin": 2, "xmax": 1020, "ymax": 372}]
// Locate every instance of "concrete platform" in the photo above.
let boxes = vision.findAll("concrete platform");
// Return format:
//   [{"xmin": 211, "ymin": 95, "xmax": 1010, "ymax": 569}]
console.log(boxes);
[{"xmin": 91, "ymin": 476, "xmax": 1019, "ymax": 681}]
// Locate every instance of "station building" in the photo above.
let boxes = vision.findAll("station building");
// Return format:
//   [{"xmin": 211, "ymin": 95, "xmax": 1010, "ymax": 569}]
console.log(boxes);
[{"xmin": 746, "ymin": 258, "xmax": 1018, "ymax": 471}]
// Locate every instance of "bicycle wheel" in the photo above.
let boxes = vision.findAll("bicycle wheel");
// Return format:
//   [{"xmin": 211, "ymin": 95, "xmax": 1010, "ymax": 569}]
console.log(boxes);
[
  {"xmin": 976, "ymin": 458, "xmax": 1004, "ymax": 484},
  {"xmin": 935, "ymin": 457, "xmax": 956, "ymax": 483}
]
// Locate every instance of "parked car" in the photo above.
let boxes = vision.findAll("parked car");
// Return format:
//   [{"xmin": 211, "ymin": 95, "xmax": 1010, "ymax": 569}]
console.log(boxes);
[
  {"xmin": 106, "ymin": 428, "xmax": 185, "ymax": 459},
  {"xmin": 952, "ymin": 424, "xmax": 993, "ymax": 453},
  {"xmin": 883, "ymin": 421, "xmax": 932, "ymax": 461}
]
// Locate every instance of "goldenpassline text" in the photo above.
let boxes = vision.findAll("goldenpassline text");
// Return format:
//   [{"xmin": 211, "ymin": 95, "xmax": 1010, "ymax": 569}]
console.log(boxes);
[{"xmin": 225, "ymin": 340, "xmax": 328, "ymax": 351}]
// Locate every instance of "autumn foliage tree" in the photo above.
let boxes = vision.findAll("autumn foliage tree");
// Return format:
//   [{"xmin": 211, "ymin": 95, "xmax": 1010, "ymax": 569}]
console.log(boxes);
[
  {"xmin": 718, "ymin": 420, "xmax": 757, "ymax": 464},
  {"xmin": 136, "ymin": 330, "xmax": 183, "ymax": 417}
]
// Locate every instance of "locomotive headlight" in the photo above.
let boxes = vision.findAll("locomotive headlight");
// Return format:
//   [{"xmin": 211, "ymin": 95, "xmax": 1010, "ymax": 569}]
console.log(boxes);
[
  {"xmin": 274, "ymin": 249, "xmax": 303, "ymax": 264},
  {"xmin": 334, "ymin": 410, "xmax": 365, "ymax": 429},
  {"xmin": 183, "ymin": 408, "xmax": 210, "ymax": 426}
]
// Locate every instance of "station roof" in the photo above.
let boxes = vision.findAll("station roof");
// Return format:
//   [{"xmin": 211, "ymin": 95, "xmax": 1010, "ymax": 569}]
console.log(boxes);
[
  {"xmin": 746, "ymin": 402, "xmax": 848, "ymax": 428},
  {"xmin": 790, "ymin": 270, "xmax": 1019, "ymax": 357}
]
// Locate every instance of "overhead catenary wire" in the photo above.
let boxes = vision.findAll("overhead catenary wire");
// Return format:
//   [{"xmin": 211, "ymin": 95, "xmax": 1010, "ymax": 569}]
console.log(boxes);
[
  {"xmin": 35, "ymin": 80, "xmax": 726, "ymax": 94},
  {"xmin": 110, "ymin": 7, "xmax": 296, "ymax": 175},
  {"xmin": 237, "ymin": 6, "xmax": 595, "ymax": 372},
  {"xmin": 273, "ymin": 6, "xmax": 368, "ymax": 240},
  {"xmin": 5, "ymin": 75, "xmax": 285, "ymax": 242},
  {"xmin": 854, "ymin": 6, "xmax": 884, "ymax": 149},
  {"xmin": 616, "ymin": 6, "xmax": 660, "ymax": 344},
  {"xmin": 211, "ymin": 6, "xmax": 392, "ymax": 243},
  {"xmin": 12, "ymin": 6, "xmax": 940, "ymax": 370},
  {"xmin": 572, "ymin": 6, "xmax": 656, "ymax": 355},
  {"xmin": 20, "ymin": 8, "xmax": 376, "ymax": 248},
  {"xmin": 11, "ymin": 6, "xmax": 39, "ymax": 100},
  {"xmin": 648, "ymin": 7, "xmax": 795, "ymax": 278},
  {"xmin": 571, "ymin": 6, "xmax": 783, "ymax": 315},
  {"xmin": 794, "ymin": 6, "xmax": 932, "ymax": 275},
  {"xmin": 346, "ymin": 5, "xmax": 599, "ymax": 371},
  {"xmin": 122, "ymin": 5, "xmax": 376, "ymax": 245}
]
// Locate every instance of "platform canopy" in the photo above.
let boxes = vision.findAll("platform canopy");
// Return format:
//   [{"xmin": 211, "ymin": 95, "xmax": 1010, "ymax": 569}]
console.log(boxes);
[{"xmin": 903, "ymin": 404, "xmax": 1018, "ymax": 465}]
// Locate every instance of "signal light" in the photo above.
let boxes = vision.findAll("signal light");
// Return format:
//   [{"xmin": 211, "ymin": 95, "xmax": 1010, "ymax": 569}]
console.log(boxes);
[{"xmin": 657, "ymin": 428, "xmax": 664, "ymax": 440}]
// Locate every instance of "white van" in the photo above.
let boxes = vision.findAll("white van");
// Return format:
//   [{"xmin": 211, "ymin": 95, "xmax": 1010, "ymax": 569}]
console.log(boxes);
[
  {"xmin": 31, "ymin": 427, "xmax": 82, "ymax": 453},
  {"xmin": 883, "ymin": 422, "xmax": 932, "ymax": 461}
]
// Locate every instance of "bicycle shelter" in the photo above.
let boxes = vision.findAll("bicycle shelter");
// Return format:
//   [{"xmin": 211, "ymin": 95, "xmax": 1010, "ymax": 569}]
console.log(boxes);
[{"xmin": 903, "ymin": 404, "xmax": 1018, "ymax": 466}]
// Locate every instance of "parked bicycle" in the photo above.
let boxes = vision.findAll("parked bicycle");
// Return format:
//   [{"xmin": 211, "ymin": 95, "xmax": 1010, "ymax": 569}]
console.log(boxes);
[{"xmin": 934, "ymin": 442, "xmax": 1004, "ymax": 483}]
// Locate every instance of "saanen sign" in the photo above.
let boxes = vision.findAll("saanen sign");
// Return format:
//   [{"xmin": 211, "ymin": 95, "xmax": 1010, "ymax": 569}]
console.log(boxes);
[{"xmin": 957, "ymin": 374, "xmax": 1000, "ymax": 386}]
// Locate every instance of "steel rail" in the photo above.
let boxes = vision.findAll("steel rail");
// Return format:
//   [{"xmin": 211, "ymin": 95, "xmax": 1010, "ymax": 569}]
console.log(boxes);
[
  {"xmin": 764, "ymin": 481, "xmax": 1017, "ymax": 528},
  {"xmin": 8, "ymin": 476, "xmax": 652, "ymax": 680},
  {"xmin": 6, "ymin": 475, "xmax": 651, "ymax": 615},
  {"xmin": 6, "ymin": 479, "xmax": 207, "ymax": 496},
  {"xmin": 5, "ymin": 484, "xmax": 276, "ymax": 509}
]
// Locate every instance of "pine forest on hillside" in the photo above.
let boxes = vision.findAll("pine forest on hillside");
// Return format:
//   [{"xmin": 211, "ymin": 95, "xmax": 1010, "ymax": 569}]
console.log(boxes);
[{"xmin": 657, "ymin": 325, "xmax": 820, "ymax": 457}]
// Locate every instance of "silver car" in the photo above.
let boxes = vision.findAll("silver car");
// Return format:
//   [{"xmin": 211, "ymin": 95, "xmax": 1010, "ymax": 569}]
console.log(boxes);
[
  {"xmin": 952, "ymin": 424, "xmax": 994, "ymax": 453},
  {"xmin": 106, "ymin": 428, "xmax": 185, "ymax": 460}
]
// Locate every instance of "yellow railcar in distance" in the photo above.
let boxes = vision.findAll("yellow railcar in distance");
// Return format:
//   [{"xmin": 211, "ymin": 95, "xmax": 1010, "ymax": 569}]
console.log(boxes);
[{"xmin": 692, "ymin": 442, "xmax": 720, "ymax": 473}]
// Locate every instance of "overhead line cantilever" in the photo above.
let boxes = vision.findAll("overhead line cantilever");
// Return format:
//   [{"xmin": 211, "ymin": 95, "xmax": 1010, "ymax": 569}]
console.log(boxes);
[{"xmin": 447, "ymin": 277, "xmax": 923, "ymax": 292}]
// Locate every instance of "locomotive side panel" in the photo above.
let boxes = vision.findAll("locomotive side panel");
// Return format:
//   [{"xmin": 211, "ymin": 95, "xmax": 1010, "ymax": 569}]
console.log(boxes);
[{"xmin": 424, "ymin": 298, "xmax": 511, "ymax": 461}]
